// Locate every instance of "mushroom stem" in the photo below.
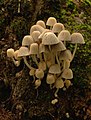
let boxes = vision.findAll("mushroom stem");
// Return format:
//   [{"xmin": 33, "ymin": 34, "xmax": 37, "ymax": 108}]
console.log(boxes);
[
  {"xmin": 49, "ymin": 45, "xmax": 54, "ymax": 64},
  {"xmin": 55, "ymin": 53, "xmax": 60, "ymax": 67},
  {"xmin": 54, "ymin": 88, "xmax": 59, "ymax": 97},
  {"xmin": 23, "ymin": 56, "xmax": 33, "ymax": 69},
  {"xmin": 11, "ymin": 57, "xmax": 20, "ymax": 67},
  {"xmin": 71, "ymin": 43, "xmax": 77, "ymax": 61},
  {"xmin": 32, "ymin": 55, "xmax": 39, "ymax": 66},
  {"xmin": 39, "ymin": 53, "xmax": 43, "ymax": 62}
]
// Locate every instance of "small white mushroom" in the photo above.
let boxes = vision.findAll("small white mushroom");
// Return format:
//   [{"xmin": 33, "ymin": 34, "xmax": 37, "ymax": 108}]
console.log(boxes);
[
  {"xmin": 35, "ymin": 69, "xmax": 44, "ymax": 79},
  {"xmin": 46, "ymin": 17, "xmax": 57, "ymax": 29},
  {"xmin": 35, "ymin": 79, "xmax": 41, "ymax": 89},
  {"xmin": 36, "ymin": 20, "xmax": 46, "ymax": 28}
]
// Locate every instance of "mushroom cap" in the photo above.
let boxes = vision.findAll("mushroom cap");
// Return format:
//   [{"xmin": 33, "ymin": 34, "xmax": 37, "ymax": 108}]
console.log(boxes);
[
  {"xmin": 64, "ymin": 60, "xmax": 70, "ymax": 69},
  {"xmin": 70, "ymin": 33, "xmax": 85, "ymax": 44},
  {"xmin": 7, "ymin": 48, "xmax": 14, "ymax": 58},
  {"xmin": 36, "ymin": 20, "xmax": 46, "ymax": 28},
  {"xmin": 42, "ymin": 32, "xmax": 59, "ymax": 45},
  {"xmin": 49, "ymin": 64, "xmax": 61, "ymax": 74},
  {"xmin": 64, "ymin": 80, "xmax": 71, "ymax": 88},
  {"xmin": 46, "ymin": 17, "xmax": 57, "ymax": 27},
  {"xmin": 59, "ymin": 49, "xmax": 72, "ymax": 61},
  {"xmin": 55, "ymin": 77, "xmax": 64, "ymax": 88},
  {"xmin": 35, "ymin": 69, "xmax": 44, "ymax": 79},
  {"xmin": 46, "ymin": 74, "xmax": 55, "ymax": 84},
  {"xmin": 35, "ymin": 79, "xmax": 41, "ymax": 88},
  {"xmin": 22, "ymin": 35, "xmax": 34, "ymax": 46},
  {"xmin": 14, "ymin": 50, "xmax": 21, "ymax": 60},
  {"xmin": 31, "ymin": 31, "xmax": 41, "ymax": 43},
  {"xmin": 38, "ymin": 61, "xmax": 46, "ymax": 71},
  {"xmin": 39, "ymin": 43, "xmax": 49, "ymax": 53},
  {"xmin": 61, "ymin": 68, "xmax": 73, "ymax": 79},
  {"xmin": 52, "ymin": 23, "xmax": 65, "ymax": 33},
  {"xmin": 18, "ymin": 47, "xmax": 30, "ymax": 57},
  {"xmin": 30, "ymin": 25, "xmax": 44, "ymax": 35},
  {"xmin": 51, "ymin": 41, "xmax": 66, "ymax": 53},
  {"xmin": 29, "ymin": 68, "xmax": 36, "ymax": 76},
  {"xmin": 58, "ymin": 30, "xmax": 71, "ymax": 41},
  {"xmin": 29, "ymin": 43, "xmax": 38, "ymax": 55}
]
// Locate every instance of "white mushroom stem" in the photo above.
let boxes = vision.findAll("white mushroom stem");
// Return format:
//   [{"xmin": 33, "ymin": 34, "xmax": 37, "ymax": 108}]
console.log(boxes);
[
  {"xmin": 71, "ymin": 43, "xmax": 77, "ymax": 61},
  {"xmin": 49, "ymin": 45, "xmax": 55, "ymax": 64},
  {"xmin": 54, "ymin": 88, "xmax": 59, "ymax": 97},
  {"xmin": 11, "ymin": 57, "xmax": 20, "ymax": 67},
  {"xmin": 18, "ymin": 0, "xmax": 21, "ymax": 13},
  {"xmin": 55, "ymin": 53, "xmax": 60, "ymax": 67},
  {"xmin": 32, "ymin": 55, "xmax": 39, "ymax": 66},
  {"xmin": 23, "ymin": 56, "xmax": 33, "ymax": 69}
]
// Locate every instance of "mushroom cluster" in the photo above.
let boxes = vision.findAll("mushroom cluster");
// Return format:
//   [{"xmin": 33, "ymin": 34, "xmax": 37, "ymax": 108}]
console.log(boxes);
[{"xmin": 7, "ymin": 17, "xmax": 85, "ymax": 97}]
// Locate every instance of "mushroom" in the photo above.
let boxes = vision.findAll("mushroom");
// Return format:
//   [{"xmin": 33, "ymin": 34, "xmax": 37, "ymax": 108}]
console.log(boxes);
[
  {"xmin": 22, "ymin": 35, "xmax": 34, "ymax": 47},
  {"xmin": 51, "ymin": 98, "xmax": 58, "ymax": 105},
  {"xmin": 46, "ymin": 73, "xmax": 56, "ymax": 89},
  {"xmin": 7, "ymin": 48, "xmax": 20, "ymax": 67},
  {"xmin": 35, "ymin": 79, "xmax": 41, "ymax": 89},
  {"xmin": 36, "ymin": 20, "xmax": 46, "ymax": 28},
  {"xmin": 46, "ymin": 17, "xmax": 57, "ymax": 29},
  {"xmin": 29, "ymin": 67, "xmax": 36, "ymax": 82},
  {"xmin": 54, "ymin": 77, "xmax": 64, "ymax": 97},
  {"xmin": 61, "ymin": 68, "xmax": 73, "ymax": 79},
  {"xmin": 18, "ymin": 46, "xmax": 33, "ymax": 69},
  {"xmin": 42, "ymin": 32, "xmax": 59, "ymax": 64},
  {"xmin": 58, "ymin": 30, "xmax": 71, "ymax": 46},
  {"xmin": 52, "ymin": 23, "xmax": 65, "ymax": 36},
  {"xmin": 64, "ymin": 79, "xmax": 72, "ymax": 88},
  {"xmin": 70, "ymin": 33, "xmax": 85, "ymax": 61},
  {"xmin": 29, "ymin": 43, "xmax": 39, "ymax": 66},
  {"xmin": 35, "ymin": 68, "xmax": 44, "ymax": 79},
  {"xmin": 31, "ymin": 31, "xmax": 41, "ymax": 44},
  {"xmin": 38, "ymin": 61, "xmax": 46, "ymax": 71},
  {"xmin": 49, "ymin": 64, "xmax": 61, "ymax": 75},
  {"xmin": 30, "ymin": 25, "xmax": 44, "ymax": 35}
]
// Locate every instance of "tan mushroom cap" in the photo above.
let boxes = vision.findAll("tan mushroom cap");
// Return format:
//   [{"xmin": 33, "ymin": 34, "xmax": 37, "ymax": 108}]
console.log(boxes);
[
  {"xmin": 71, "ymin": 33, "xmax": 85, "ymax": 44},
  {"xmin": 35, "ymin": 79, "xmax": 41, "ymax": 89},
  {"xmin": 29, "ymin": 43, "xmax": 38, "ymax": 55},
  {"xmin": 59, "ymin": 49, "xmax": 72, "ymax": 61},
  {"xmin": 55, "ymin": 77, "xmax": 64, "ymax": 88},
  {"xmin": 51, "ymin": 41, "xmax": 66, "ymax": 53},
  {"xmin": 22, "ymin": 35, "xmax": 34, "ymax": 46},
  {"xmin": 18, "ymin": 46, "xmax": 30, "ymax": 57},
  {"xmin": 46, "ymin": 74, "xmax": 55, "ymax": 84},
  {"xmin": 52, "ymin": 23, "xmax": 65, "ymax": 33},
  {"xmin": 39, "ymin": 43, "xmax": 49, "ymax": 53},
  {"xmin": 46, "ymin": 17, "xmax": 57, "ymax": 27},
  {"xmin": 64, "ymin": 80, "xmax": 71, "ymax": 88},
  {"xmin": 30, "ymin": 25, "xmax": 45, "ymax": 35},
  {"xmin": 7, "ymin": 48, "xmax": 14, "ymax": 58},
  {"xmin": 38, "ymin": 61, "xmax": 46, "ymax": 71},
  {"xmin": 14, "ymin": 50, "xmax": 21, "ymax": 60},
  {"xmin": 35, "ymin": 69, "xmax": 44, "ymax": 79},
  {"xmin": 42, "ymin": 32, "xmax": 59, "ymax": 45},
  {"xmin": 64, "ymin": 59, "xmax": 70, "ymax": 69},
  {"xmin": 58, "ymin": 30, "xmax": 71, "ymax": 41},
  {"xmin": 36, "ymin": 20, "xmax": 46, "ymax": 28},
  {"xmin": 49, "ymin": 64, "xmax": 61, "ymax": 74},
  {"xmin": 31, "ymin": 31, "xmax": 41, "ymax": 43},
  {"xmin": 61, "ymin": 68, "xmax": 73, "ymax": 79}
]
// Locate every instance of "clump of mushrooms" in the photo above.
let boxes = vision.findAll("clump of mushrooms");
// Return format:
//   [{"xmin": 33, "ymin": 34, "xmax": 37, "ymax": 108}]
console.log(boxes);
[{"xmin": 7, "ymin": 16, "xmax": 85, "ymax": 98}]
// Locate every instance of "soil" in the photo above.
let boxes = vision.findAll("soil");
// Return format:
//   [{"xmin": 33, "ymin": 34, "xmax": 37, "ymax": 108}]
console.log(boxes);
[{"xmin": 0, "ymin": 1, "xmax": 91, "ymax": 120}]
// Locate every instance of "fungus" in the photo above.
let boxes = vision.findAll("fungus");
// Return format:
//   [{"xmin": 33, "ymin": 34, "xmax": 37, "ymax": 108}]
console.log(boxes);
[
  {"xmin": 7, "ymin": 48, "xmax": 19, "ymax": 66},
  {"xmin": 54, "ymin": 77, "xmax": 64, "ymax": 97},
  {"xmin": 51, "ymin": 98, "xmax": 58, "ymax": 105},
  {"xmin": 70, "ymin": 33, "xmax": 85, "ymax": 61},
  {"xmin": 29, "ymin": 68, "xmax": 36, "ymax": 82},
  {"xmin": 36, "ymin": 20, "xmax": 46, "ymax": 28},
  {"xmin": 46, "ymin": 17, "xmax": 57, "ymax": 29},
  {"xmin": 18, "ymin": 46, "xmax": 32, "ymax": 69},
  {"xmin": 52, "ymin": 23, "xmax": 65, "ymax": 35},
  {"xmin": 61, "ymin": 68, "xmax": 73, "ymax": 79},
  {"xmin": 38, "ymin": 61, "xmax": 46, "ymax": 71},
  {"xmin": 29, "ymin": 43, "xmax": 39, "ymax": 66},
  {"xmin": 22, "ymin": 35, "xmax": 34, "ymax": 47},
  {"xmin": 35, "ymin": 79, "xmax": 41, "ymax": 89},
  {"xmin": 31, "ymin": 31, "xmax": 41, "ymax": 44},
  {"xmin": 30, "ymin": 25, "xmax": 44, "ymax": 35},
  {"xmin": 49, "ymin": 64, "xmax": 61, "ymax": 75},
  {"xmin": 46, "ymin": 73, "xmax": 56, "ymax": 89},
  {"xmin": 35, "ymin": 69, "xmax": 44, "ymax": 79},
  {"xmin": 64, "ymin": 79, "xmax": 72, "ymax": 88}
]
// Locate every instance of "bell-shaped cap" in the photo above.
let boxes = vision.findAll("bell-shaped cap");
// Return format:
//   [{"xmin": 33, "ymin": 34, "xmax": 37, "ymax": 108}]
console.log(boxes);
[
  {"xmin": 38, "ymin": 61, "xmax": 46, "ymax": 71},
  {"xmin": 46, "ymin": 17, "xmax": 57, "ymax": 27},
  {"xmin": 31, "ymin": 31, "xmax": 41, "ymax": 43},
  {"xmin": 35, "ymin": 69, "xmax": 44, "ymax": 79},
  {"xmin": 46, "ymin": 74, "xmax": 55, "ymax": 84},
  {"xmin": 39, "ymin": 43, "xmax": 49, "ymax": 53},
  {"xmin": 64, "ymin": 80, "xmax": 71, "ymax": 88},
  {"xmin": 59, "ymin": 49, "xmax": 72, "ymax": 61},
  {"xmin": 61, "ymin": 68, "xmax": 73, "ymax": 79},
  {"xmin": 18, "ymin": 46, "xmax": 30, "ymax": 57},
  {"xmin": 22, "ymin": 35, "xmax": 34, "ymax": 46},
  {"xmin": 30, "ymin": 25, "xmax": 44, "ymax": 35},
  {"xmin": 36, "ymin": 20, "xmax": 46, "ymax": 28},
  {"xmin": 55, "ymin": 77, "xmax": 64, "ymax": 88},
  {"xmin": 49, "ymin": 64, "xmax": 61, "ymax": 74},
  {"xmin": 71, "ymin": 33, "xmax": 85, "ymax": 44},
  {"xmin": 29, "ymin": 43, "xmax": 38, "ymax": 55},
  {"xmin": 51, "ymin": 41, "xmax": 66, "ymax": 53},
  {"xmin": 58, "ymin": 30, "xmax": 71, "ymax": 41},
  {"xmin": 42, "ymin": 32, "xmax": 59, "ymax": 45},
  {"xmin": 52, "ymin": 23, "xmax": 65, "ymax": 34},
  {"xmin": 7, "ymin": 48, "xmax": 14, "ymax": 58},
  {"xmin": 64, "ymin": 60, "xmax": 70, "ymax": 69}
]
